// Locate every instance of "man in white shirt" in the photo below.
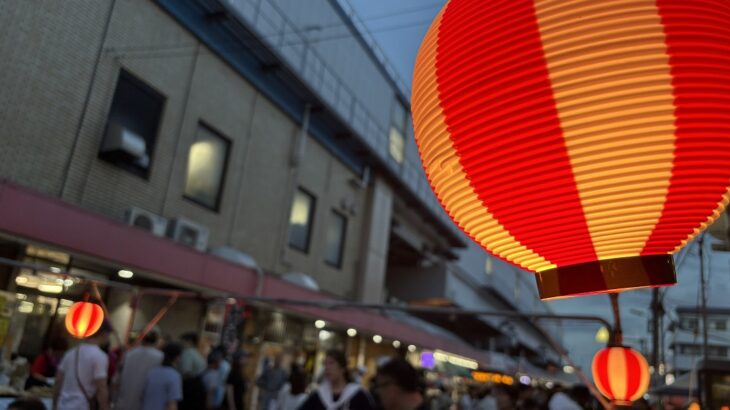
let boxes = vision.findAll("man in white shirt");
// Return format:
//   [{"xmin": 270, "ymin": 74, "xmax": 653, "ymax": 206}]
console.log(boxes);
[
  {"xmin": 53, "ymin": 320, "xmax": 113, "ymax": 410},
  {"xmin": 114, "ymin": 328, "xmax": 164, "ymax": 410}
]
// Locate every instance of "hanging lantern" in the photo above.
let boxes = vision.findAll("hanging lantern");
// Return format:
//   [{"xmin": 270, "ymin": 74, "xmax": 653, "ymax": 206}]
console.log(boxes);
[
  {"xmin": 411, "ymin": 0, "xmax": 730, "ymax": 299},
  {"xmin": 592, "ymin": 346, "xmax": 650, "ymax": 406},
  {"xmin": 65, "ymin": 301, "xmax": 105, "ymax": 338}
]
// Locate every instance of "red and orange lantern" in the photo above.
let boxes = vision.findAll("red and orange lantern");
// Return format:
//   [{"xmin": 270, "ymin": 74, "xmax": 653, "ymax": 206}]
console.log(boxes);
[
  {"xmin": 592, "ymin": 346, "xmax": 650, "ymax": 406},
  {"xmin": 65, "ymin": 301, "xmax": 105, "ymax": 339},
  {"xmin": 412, "ymin": 0, "xmax": 730, "ymax": 299}
]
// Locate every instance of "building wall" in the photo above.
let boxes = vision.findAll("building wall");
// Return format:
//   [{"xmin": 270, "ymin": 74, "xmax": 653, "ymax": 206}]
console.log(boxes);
[{"xmin": 0, "ymin": 0, "xmax": 368, "ymax": 299}]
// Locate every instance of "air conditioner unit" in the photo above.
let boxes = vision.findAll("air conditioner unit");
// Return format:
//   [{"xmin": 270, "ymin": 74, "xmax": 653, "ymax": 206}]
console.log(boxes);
[
  {"xmin": 101, "ymin": 123, "xmax": 147, "ymax": 158},
  {"xmin": 124, "ymin": 207, "xmax": 167, "ymax": 236},
  {"xmin": 167, "ymin": 217, "xmax": 209, "ymax": 251}
]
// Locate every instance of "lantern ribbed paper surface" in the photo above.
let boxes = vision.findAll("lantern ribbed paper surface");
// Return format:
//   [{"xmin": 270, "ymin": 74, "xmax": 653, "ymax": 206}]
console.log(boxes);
[
  {"xmin": 592, "ymin": 346, "xmax": 650, "ymax": 405},
  {"xmin": 65, "ymin": 301, "xmax": 104, "ymax": 339},
  {"xmin": 412, "ymin": 0, "xmax": 730, "ymax": 299}
]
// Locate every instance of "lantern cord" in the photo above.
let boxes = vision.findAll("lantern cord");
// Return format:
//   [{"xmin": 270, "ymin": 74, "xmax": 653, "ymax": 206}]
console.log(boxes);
[{"xmin": 610, "ymin": 293, "xmax": 623, "ymax": 346}]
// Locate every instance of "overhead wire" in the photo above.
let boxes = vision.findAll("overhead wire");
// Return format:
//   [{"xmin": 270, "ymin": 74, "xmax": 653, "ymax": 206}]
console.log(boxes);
[{"xmin": 105, "ymin": 3, "xmax": 439, "ymax": 59}]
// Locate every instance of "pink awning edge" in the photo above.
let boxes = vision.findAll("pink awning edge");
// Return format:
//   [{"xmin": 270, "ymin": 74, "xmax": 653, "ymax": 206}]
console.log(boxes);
[{"xmin": 0, "ymin": 180, "xmax": 488, "ymax": 365}]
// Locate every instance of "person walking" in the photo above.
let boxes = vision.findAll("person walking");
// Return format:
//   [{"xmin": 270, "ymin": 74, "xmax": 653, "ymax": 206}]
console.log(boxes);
[
  {"xmin": 52, "ymin": 320, "xmax": 113, "ymax": 410},
  {"xmin": 178, "ymin": 333, "xmax": 207, "ymax": 410},
  {"xmin": 178, "ymin": 333, "xmax": 206, "ymax": 379},
  {"xmin": 374, "ymin": 358, "xmax": 428, "ymax": 410},
  {"xmin": 201, "ymin": 350, "xmax": 226, "ymax": 410},
  {"xmin": 256, "ymin": 354, "xmax": 288, "ymax": 410},
  {"xmin": 114, "ymin": 329, "xmax": 163, "ymax": 410},
  {"xmin": 298, "ymin": 350, "xmax": 374, "ymax": 410},
  {"xmin": 224, "ymin": 351, "xmax": 248, "ymax": 410},
  {"xmin": 269, "ymin": 363, "xmax": 308, "ymax": 410},
  {"xmin": 142, "ymin": 342, "xmax": 183, "ymax": 410}
]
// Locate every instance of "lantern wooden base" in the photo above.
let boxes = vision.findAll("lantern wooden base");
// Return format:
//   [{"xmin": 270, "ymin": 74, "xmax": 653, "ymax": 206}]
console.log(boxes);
[{"xmin": 535, "ymin": 255, "xmax": 676, "ymax": 300}]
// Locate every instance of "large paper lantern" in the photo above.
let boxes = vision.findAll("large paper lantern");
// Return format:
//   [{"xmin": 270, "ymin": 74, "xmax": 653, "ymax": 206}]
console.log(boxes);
[
  {"xmin": 592, "ymin": 346, "xmax": 649, "ymax": 405},
  {"xmin": 65, "ymin": 301, "xmax": 104, "ymax": 338},
  {"xmin": 412, "ymin": 0, "xmax": 730, "ymax": 299}
]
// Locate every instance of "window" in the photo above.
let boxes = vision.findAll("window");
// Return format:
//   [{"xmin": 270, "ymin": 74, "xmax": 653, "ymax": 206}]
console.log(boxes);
[
  {"xmin": 99, "ymin": 70, "xmax": 165, "ymax": 178},
  {"xmin": 183, "ymin": 123, "xmax": 231, "ymax": 210},
  {"xmin": 288, "ymin": 189, "xmax": 316, "ymax": 252},
  {"xmin": 324, "ymin": 210, "xmax": 347, "ymax": 268},
  {"xmin": 680, "ymin": 317, "xmax": 698, "ymax": 331},
  {"xmin": 712, "ymin": 320, "xmax": 727, "ymax": 331},
  {"xmin": 389, "ymin": 101, "xmax": 408, "ymax": 163},
  {"xmin": 679, "ymin": 344, "xmax": 701, "ymax": 355}
]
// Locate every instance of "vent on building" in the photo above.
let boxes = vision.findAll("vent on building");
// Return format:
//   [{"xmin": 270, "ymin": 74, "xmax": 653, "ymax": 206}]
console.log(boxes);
[
  {"xmin": 124, "ymin": 207, "xmax": 167, "ymax": 236},
  {"xmin": 167, "ymin": 217, "xmax": 209, "ymax": 251}
]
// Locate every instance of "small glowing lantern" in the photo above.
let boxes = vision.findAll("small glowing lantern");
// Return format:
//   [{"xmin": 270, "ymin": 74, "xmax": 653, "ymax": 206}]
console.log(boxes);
[
  {"xmin": 592, "ymin": 346, "xmax": 649, "ymax": 406},
  {"xmin": 65, "ymin": 301, "xmax": 104, "ymax": 338},
  {"xmin": 412, "ymin": 0, "xmax": 730, "ymax": 299}
]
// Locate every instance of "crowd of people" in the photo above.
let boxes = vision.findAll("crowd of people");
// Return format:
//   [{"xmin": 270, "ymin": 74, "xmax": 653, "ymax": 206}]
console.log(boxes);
[{"xmin": 3, "ymin": 321, "xmax": 671, "ymax": 410}]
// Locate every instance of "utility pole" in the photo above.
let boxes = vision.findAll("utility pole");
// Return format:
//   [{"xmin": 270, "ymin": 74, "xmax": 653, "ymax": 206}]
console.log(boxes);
[
  {"xmin": 699, "ymin": 233, "xmax": 709, "ymax": 364},
  {"xmin": 651, "ymin": 288, "xmax": 660, "ymax": 381}
]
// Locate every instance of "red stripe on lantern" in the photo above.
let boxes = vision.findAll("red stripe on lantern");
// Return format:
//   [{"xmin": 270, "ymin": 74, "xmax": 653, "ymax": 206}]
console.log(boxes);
[
  {"xmin": 643, "ymin": 0, "xmax": 730, "ymax": 253},
  {"xmin": 595, "ymin": 349, "xmax": 614, "ymax": 400},
  {"xmin": 435, "ymin": 0, "xmax": 598, "ymax": 267},
  {"xmin": 624, "ymin": 346, "xmax": 642, "ymax": 402}
]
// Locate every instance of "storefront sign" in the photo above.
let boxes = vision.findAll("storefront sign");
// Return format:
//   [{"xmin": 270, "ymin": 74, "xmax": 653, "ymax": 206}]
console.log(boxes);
[{"xmin": 472, "ymin": 371, "xmax": 514, "ymax": 385}]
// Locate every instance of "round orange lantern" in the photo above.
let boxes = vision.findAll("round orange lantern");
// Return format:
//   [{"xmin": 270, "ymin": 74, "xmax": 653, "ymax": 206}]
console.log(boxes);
[
  {"xmin": 65, "ymin": 301, "xmax": 105, "ymax": 339},
  {"xmin": 412, "ymin": 0, "xmax": 730, "ymax": 299},
  {"xmin": 592, "ymin": 346, "xmax": 650, "ymax": 406}
]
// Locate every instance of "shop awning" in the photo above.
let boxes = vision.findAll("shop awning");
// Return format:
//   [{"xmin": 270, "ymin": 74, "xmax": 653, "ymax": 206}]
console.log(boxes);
[{"xmin": 0, "ymin": 181, "xmax": 487, "ymax": 365}]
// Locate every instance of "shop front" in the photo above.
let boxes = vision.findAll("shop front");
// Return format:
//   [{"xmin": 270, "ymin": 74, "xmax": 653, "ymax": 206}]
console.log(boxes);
[{"xmin": 0, "ymin": 181, "xmax": 491, "ymax": 405}]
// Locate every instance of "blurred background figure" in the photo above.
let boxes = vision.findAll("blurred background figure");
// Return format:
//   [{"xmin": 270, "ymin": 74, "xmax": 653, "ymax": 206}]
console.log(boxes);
[
  {"xmin": 115, "ymin": 328, "xmax": 163, "ymax": 410},
  {"xmin": 26, "ymin": 338, "xmax": 67, "ymax": 390},
  {"xmin": 256, "ymin": 354, "xmax": 288, "ymax": 410},
  {"xmin": 224, "ymin": 350, "xmax": 249, "ymax": 410},
  {"xmin": 270, "ymin": 363, "xmax": 308, "ymax": 410},
  {"xmin": 142, "ymin": 342, "xmax": 183, "ymax": 410},
  {"xmin": 374, "ymin": 358, "xmax": 428, "ymax": 410},
  {"xmin": 298, "ymin": 349, "xmax": 374, "ymax": 410}
]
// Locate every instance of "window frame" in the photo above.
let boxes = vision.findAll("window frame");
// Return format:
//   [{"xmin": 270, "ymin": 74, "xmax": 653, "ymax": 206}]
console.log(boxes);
[
  {"xmin": 324, "ymin": 209, "xmax": 348, "ymax": 269},
  {"xmin": 182, "ymin": 121, "xmax": 232, "ymax": 212},
  {"xmin": 99, "ymin": 69, "xmax": 166, "ymax": 179},
  {"xmin": 287, "ymin": 187, "xmax": 317, "ymax": 253}
]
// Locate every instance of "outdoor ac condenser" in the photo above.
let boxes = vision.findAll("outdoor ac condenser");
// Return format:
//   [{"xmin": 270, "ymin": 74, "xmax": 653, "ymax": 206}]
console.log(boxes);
[
  {"xmin": 166, "ymin": 217, "xmax": 210, "ymax": 252},
  {"xmin": 124, "ymin": 207, "xmax": 168, "ymax": 236}
]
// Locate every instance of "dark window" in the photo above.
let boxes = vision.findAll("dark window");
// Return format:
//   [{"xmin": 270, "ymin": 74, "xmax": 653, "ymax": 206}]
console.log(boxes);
[
  {"xmin": 389, "ymin": 101, "xmax": 408, "ymax": 163},
  {"xmin": 288, "ymin": 188, "xmax": 316, "ymax": 252},
  {"xmin": 99, "ymin": 70, "xmax": 165, "ymax": 178},
  {"xmin": 712, "ymin": 320, "xmax": 727, "ymax": 331},
  {"xmin": 680, "ymin": 345, "xmax": 700, "ymax": 355},
  {"xmin": 324, "ymin": 210, "xmax": 347, "ymax": 268},
  {"xmin": 680, "ymin": 317, "xmax": 698, "ymax": 331},
  {"xmin": 183, "ymin": 123, "xmax": 231, "ymax": 210}
]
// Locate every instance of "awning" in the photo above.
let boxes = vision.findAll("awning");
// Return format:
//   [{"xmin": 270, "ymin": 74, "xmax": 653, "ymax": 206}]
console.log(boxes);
[{"xmin": 0, "ymin": 181, "xmax": 486, "ymax": 364}]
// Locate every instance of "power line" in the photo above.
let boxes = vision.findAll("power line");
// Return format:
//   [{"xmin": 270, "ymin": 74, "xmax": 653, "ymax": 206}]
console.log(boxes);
[{"xmin": 106, "ymin": 7, "xmax": 435, "ymax": 58}]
